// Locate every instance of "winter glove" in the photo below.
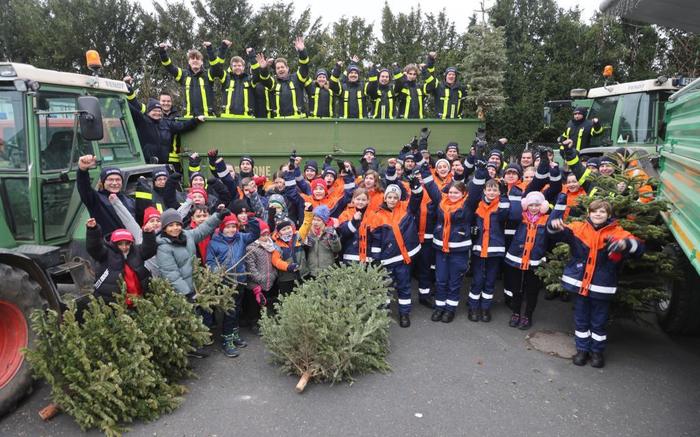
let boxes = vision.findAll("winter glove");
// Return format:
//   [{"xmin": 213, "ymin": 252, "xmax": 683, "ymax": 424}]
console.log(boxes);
[
  {"xmin": 252, "ymin": 285, "xmax": 267, "ymax": 307},
  {"xmin": 606, "ymin": 238, "xmax": 627, "ymax": 262},
  {"xmin": 324, "ymin": 154, "xmax": 333, "ymax": 166},
  {"xmin": 254, "ymin": 175, "xmax": 267, "ymax": 187},
  {"xmin": 498, "ymin": 180, "xmax": 509, "ymax": 196},
  {"xmin": 409, "ymin": 175, "xmax": 421, "ymax": 191},
  {"xmin": 436, "ymin": 150, "xmax": 446, "ymax": 160},
  {"xmin": 287, "ymin": 263, "xmax": 299, "ymax": 272},
  {"xmin": 185, "ymin": 292, "xmax": 197, "ymax": 304},
  {"xmin": 288, "ymin": 149, "xmax": 297, "ymax": 170},
  {"xmin": 189, "ymin": 153, "xmax": 202, "ymax": 168},
  {"xmin": 475, "ymin": 159, "xmax": 487, "ymax": 170},
  {"xmin": 409, "ymin": 135, "xmax": 418, "ymax": 150},
  {"xmin": 401, "ymin": 143, "xmax": 412, "ymax": 154},
  {"xmin": 217, "ymin": 207, "xmax": 231, "ymax": 218}
]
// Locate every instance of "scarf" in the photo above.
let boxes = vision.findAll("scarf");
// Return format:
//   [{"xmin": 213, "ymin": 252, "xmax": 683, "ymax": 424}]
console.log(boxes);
[
  {"xmin": 525, "ymin": 211, "xmax": 541, "ymax": 223},
  {"xmin": 439, "ymin": 194, "xmax": 466, "ymax": 253},
  {"xmin": 475, "ymin": 197, "xmax": 500, "ymax": 257},
  {"xmin": 257, "ymin": 238, "xmax": 276, "ymax": 253}
]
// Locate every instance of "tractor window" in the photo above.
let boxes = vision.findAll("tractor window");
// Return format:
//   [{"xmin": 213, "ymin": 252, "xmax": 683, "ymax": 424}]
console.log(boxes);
[
  {"xmin": 96, "ymin": 95, "xmax": 138, "ymax": 163},
  {"xmin": 36, "ymin": 92, "xmax": 93, "ymax": 173},
  {"xmin": 617, "ymin": 92, "xmax": 656, "ymax": 144},
  {"xmin": 1, "ymin": 178, "xmax": 33, "ymax": 240},
  {"xmin": 0, "ymin": 90, "xmax": 27, "ymax": 171},
  {"xmin": 588, "ymin": 95, "xmax": 619, "ymax": 147}
]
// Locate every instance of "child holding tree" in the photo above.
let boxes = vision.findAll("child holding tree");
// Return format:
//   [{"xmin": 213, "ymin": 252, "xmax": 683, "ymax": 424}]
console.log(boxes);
[
  {"xmin": 206, "ymin": 213, "xmax": 260, "ymax": 357},
  {"xmin": 548, "ymin": 198, "xmax": 644, "ymax": 368}
]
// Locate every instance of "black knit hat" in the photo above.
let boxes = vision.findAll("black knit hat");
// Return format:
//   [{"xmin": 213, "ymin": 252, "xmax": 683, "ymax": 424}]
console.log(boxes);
[
  {"xmin": 275, "ymin": 218, "xmax": 294, "ymax": 232},
  {"xmin": 240, "ymin": 155, "xmax": 254, "ymax": 166}
]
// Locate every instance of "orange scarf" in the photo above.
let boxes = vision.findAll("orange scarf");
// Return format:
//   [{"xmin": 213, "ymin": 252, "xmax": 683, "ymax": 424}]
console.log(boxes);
[
  {"xmin": 475, "ymin": 197, "xmax": 500, "ymax": 257},
  {"xmin": 439, "ymin": 195, "xmax": 466, "ymax": 253}
]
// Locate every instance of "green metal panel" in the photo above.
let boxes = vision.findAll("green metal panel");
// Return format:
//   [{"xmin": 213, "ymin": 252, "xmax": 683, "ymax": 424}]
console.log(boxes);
[
  {"xmin": 659, "ymin": 80, "xmax": 700, "ymax": 274},
  {"xmin": 179, "ymin": 118, "xmax": 482, "ymax": 177}
]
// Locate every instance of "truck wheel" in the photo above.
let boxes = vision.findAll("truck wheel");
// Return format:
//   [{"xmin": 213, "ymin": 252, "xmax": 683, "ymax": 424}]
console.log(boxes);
[
  {"xmin": 0, "ymin": 265, "xmax": 44, "ymax": 417},
  {"xmin": 656, "ymin": 245, "xmax": 700, "ymax": 335}
]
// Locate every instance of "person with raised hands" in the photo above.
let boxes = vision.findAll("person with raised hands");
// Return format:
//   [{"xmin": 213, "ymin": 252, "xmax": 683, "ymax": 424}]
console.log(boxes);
[
  {"xmin": 367, "ymin": 173, "xmax": 424, "ymax": 328},
  {"xmin": 420, "ymin": 152, "xmax": 486, "ymax": 323},
  {"xmin": 330, "ymin": 55, "xmax": 368, "ymax": 119},
  {"xmin": 158, "ymin": 41, "xmax": 220, "ymax": 117},
  {"xmin": 251, "ymin": 37, "xmax": 309, "ymax": 118}
]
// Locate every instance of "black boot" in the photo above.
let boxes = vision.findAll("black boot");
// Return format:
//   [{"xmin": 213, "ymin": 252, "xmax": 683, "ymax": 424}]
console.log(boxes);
[
  {"xmin": 544, "ymin": 292, "xmax": 558, "ymax": 301},
  {"xmin": 399, "ymin": 314, "xmax": 411, "ymax": 328},
  {"xmin": 590, "ymin": 352, "xmax": 605, "ymax": 368},
  {"xmin": 467, "ymin": 308, "xmax": 480, "ymax": 322},
  {"xmin": 481, "ymin": 309, "xmax": 492, "ymax": 323},
  {"xmin": 572, "ymin": 350, "xmax": 589, "ymax": 366},
  {"xmin": 431, "ymin": 309, "xmax": 444, "ymax": 322},
  {"xmin": 441, "ymin": 311, "xmax": 455, "ymax": 323}
]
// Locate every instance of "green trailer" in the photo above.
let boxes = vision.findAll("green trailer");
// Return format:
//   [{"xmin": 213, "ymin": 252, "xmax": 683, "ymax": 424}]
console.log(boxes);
[{"xmin": 179, "ymin": 118, "xmax": 482, "ymax": 178}]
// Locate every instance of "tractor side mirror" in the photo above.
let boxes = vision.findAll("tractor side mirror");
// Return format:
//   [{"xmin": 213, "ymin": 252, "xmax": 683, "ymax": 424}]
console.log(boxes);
[{"xmin": 77, "ymin": 96, "xmax": 103, "ymax": 141}]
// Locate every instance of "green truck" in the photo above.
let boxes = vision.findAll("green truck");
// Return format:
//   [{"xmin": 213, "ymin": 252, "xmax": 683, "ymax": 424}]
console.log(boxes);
[{"xmin": 0, "ymin": 60, "xmax": 481, "ymax": 416}]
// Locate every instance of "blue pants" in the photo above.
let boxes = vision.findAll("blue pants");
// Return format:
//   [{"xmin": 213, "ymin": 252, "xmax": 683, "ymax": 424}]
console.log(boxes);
[
  {"xmin": 469, "ymin": 256, "xmax": 501, "ymax": 310},
  {"xmin": 388, "ymin": 263, "xmax": 413, "ymax": 315},
  {"xmin": 434, "ymin": 250, "xmax": 469, "ymax": 313},
  {"xmin": 415, "ymin": 241, "xmax": 435, "ymax": 298},
  {"xmin": 574, "ymin": 294, "xmax": 611, "ymax": 353},
  {"xmin": 221, "ymin": 285, "xmax": 245, "ymax": 336}
]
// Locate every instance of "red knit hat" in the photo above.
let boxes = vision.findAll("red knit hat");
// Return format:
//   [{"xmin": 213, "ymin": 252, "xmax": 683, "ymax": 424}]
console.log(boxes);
[
  {"xmin": 219, "ymin": 213, "xmax": 239, "ymax": 231},
  {"xmin": 110, "ymin": 229, "xmax": 134, "ymax": 243},
  {"xmin": 142, "ymin": 207, "xmax": 161, "ymax": 226},
  {"xmin": 189, "ymin": 187, "xmax": 208, "ymax": 202},
  {"xmin": 310, "ymin": 178, "xmax": 327, "ymax": 193},
  {"xmin": 258, "ymin": 218, "xmax": 270, "ymax": 235}
]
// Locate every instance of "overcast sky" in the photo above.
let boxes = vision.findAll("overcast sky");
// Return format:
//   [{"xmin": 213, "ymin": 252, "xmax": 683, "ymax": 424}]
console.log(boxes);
[{"xmin": 139, "ymin": 1, "xmax": 600, "ymax": 33}]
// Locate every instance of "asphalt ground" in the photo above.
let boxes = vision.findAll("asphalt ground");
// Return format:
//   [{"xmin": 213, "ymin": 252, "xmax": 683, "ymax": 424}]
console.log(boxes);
[{"xmin": 2, "ymin": 283, "xmax": 700, "ymax": 437}]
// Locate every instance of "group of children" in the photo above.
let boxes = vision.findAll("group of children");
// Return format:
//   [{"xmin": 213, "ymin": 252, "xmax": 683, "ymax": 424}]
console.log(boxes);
[{"xmin": 77, "ymin": 125, "xmax": 647, "ymax": 368}]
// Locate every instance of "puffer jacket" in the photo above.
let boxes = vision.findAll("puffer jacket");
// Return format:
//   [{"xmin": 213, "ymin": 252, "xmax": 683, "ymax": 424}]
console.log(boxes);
[
  {"xmin": 206, "ymin": 218, "xmax": 260, "ymax": 285},
  {"xmin": 304, "ymin": 226, "xmax": 341, "ymax": 276},
  {"xmin": 245, "ymin": 240, "xmax": 279, "ymax": 291},
  {"xmin": 87, "ymin": 224, "xmax": 156, "ymax": 303},
  {"xmin": 156, "ymin": 213, "xmax": 222, "ymax": 295}
]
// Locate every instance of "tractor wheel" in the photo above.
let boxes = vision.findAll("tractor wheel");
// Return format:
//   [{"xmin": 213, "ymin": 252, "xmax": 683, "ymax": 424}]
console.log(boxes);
[
  {"xmin": 656, "ymin": 245, "xmax": 700, "ymax": 335},
  {"xmin": 0, "ymin": 264, "xmax": 44, "ymax": 417}
]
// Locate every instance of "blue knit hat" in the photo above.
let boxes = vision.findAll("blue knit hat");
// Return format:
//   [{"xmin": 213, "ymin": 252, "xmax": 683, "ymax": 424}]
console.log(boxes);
[
  {"xmin": 152, "ymin": 166, "xmax": 169, "ymax": 180},
  {"xmin": 100, "ymin": 167, "xmax": 122, "ymax": 183},
  {"xmin": 312, "ymin": 205, "xmax": 331, "ymax": 224},
  {"xmin": 146, "ymin": 98, "xmax": 162, "ymax": 113},
  {"xmin": 316, "ymin": 69, "xmax": 328, "ymax": 79}
]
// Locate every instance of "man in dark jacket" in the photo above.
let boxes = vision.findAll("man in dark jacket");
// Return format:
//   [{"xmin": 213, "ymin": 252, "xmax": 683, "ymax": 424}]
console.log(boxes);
[
  {"xmin": 86, "ymin": 218, "xmax": 157, "ymax": 305},
  {"xmin": 559, "ymin": 106, "xmax": 603, "ymax": 151},
  {"xmin": 330, "ymin": 58, "xmax": 368, "ymax": 119},
  {"xmin": 77, "ymin": 154, "xmax": 134, "ymax": 235},
  {"xmin": 424, "ymin": 52, "xmax": 466, "ymax": 119},
  {"xmin": 251, "ymin": 37, "xmax": 309, "ymax": 118},
  {"xmin": 159, "ymin": 41, "xmax": 221, "ymax": 117},
  {"xmin": 125, "ymin": 77, "xmax": 204, "ymax": 164},
  {"xmin": 214, "ymin": 41, "xmax": 257, "ymax": 118}
]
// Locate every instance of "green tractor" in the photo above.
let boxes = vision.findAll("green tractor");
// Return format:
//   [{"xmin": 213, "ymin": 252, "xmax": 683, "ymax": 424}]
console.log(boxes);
[{"xmin": 0, "ymin": 61, "xmax": 158, "ymax": 415}]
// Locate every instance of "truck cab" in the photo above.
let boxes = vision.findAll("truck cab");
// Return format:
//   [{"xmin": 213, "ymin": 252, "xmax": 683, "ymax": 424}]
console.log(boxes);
[{"xmin": 0, "ymin": 61, "xmax": 154, "ymax": 415}]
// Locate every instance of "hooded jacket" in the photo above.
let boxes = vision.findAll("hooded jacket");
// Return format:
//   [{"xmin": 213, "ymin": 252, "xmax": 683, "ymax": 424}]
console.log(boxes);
[
  {"xmin": 156, "ymin": 213, "xmax": 222, "ymax": 295},
  {"xmin": 86, "ymin": 224, "xmax": 156, "ymax": 303},
  {"xmin": 206, "ymin": 218, "xmax": 260, "ymax": 284}
]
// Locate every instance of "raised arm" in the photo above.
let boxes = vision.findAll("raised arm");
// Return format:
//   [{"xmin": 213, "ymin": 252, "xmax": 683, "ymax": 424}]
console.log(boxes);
[{"xmin": 159, "ymin": 43, "xmax": 184, "ymax": 83}]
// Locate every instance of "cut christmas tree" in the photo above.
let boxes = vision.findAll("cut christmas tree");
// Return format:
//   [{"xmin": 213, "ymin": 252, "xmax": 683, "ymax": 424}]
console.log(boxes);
[{"xmin": 259, "ymin": 264, "xmax": 393, "ymax": 392}]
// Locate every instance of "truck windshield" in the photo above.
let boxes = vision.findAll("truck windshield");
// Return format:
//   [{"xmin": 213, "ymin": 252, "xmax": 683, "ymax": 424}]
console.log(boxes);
[
  {"xmin": 588, "ymin": 95, "xmax": 619, "ymax": 147},
  {"xmin": 617, "ymin": 92, "xmax": 656, "ymax": 144},
  {"xmin": 0, "ymin": 89, "xmax": 27, "ymax": 170}
]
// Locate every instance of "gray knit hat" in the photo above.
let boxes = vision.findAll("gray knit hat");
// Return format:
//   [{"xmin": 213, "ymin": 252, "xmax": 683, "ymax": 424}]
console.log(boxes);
[{"xmin": 160, "ymin": 209, "xmax": 183, "ymax": 229}]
